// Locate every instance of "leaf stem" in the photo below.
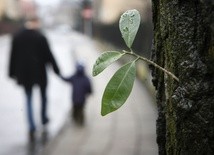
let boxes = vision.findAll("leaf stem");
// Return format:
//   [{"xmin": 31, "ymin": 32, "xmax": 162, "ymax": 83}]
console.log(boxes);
[{"xmin": 123, "ymin": 50, "xmax": 179, "ymax": 82}]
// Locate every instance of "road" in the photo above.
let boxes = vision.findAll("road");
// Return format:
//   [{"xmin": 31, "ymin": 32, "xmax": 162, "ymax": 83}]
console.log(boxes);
[{"xmin": 0, "ymin": 30, "xmax": 158, "ymax": 155}]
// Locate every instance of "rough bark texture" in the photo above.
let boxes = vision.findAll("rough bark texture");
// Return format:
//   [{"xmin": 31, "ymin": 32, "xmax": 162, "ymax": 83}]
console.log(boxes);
[{"xmin": 151, "ymin": 0, "xmax": 214, "ymax": 154}]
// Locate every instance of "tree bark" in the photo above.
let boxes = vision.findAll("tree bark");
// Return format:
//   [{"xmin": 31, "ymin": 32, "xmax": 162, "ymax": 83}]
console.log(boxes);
[{"xmin": 151, "ymin": 0, "xmax": 214, "ymax": 154}]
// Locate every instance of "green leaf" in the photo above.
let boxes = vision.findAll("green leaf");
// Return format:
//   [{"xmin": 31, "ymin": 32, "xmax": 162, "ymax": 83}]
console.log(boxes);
[
  {"xmin": 93, "ymin": 51, "xmax": 124, "ymax": 76},
  {"xmin": 101, "ymin": 61, "xmax": 136, "ymax": 116},
  {"xmin": 119, "ymin": 9, "xmax": 141, "ymax": 49}
]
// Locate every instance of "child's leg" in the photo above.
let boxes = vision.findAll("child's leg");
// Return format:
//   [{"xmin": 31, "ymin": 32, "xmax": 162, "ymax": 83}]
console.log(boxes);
[
  {"xmin": 72, "ymin": 105, "xmax": 78, "ymax": 122},
  {"xmin": 78, "ymin": 104, "xmax": 84, "ymax": 125}
]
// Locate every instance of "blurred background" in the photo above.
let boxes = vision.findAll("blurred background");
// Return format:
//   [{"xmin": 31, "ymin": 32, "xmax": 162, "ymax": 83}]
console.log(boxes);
[
  {"xmin": 0, "ymin": 0, "xmax": 153, "ymax": 57},
  {"xmin": 0, "ymin": 0, "xmax": 157, "ymax": 155}
]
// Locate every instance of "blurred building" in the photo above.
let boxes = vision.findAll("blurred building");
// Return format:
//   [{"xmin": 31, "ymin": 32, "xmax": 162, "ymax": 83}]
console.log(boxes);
[
  {"xmin": 0, "ymin": 0, "xmax": 21, "ymax": 20},
  {"xmin": 94, "ymin": 0, "xmax": 151, "ymax": 24},
  {"xmin": 0, "ymin": 0, "xmax": 22, "ymax": 34},
  {"xmin": 0, "ymin": 0, "xmax": 38, "ymax": 34},
  {"xmin": 0, "ymin": 0, "xmax": 6, "ymax": 19},
  {"xmin": 93, "ymin": 0, "xmax": 153, "ymax": 57}
]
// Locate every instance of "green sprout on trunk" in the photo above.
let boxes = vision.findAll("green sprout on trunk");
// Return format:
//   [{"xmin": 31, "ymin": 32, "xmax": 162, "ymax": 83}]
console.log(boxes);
[{"xmin": 92, "ymin": 9, "xmax": 179, "ymax": 116}]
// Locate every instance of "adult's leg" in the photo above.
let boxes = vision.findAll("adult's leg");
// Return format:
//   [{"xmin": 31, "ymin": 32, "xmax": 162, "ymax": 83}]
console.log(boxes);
[
  {"xmin": 40, "ymin": 85, "xmax": 49, "ymax": 125},
  {"xmin": 24, "ymin": 86, "xmax": 36, "ymax": 131},
  {"xmin": 78, "ymin": 105, "xmax": 85, "ymax": 125}
]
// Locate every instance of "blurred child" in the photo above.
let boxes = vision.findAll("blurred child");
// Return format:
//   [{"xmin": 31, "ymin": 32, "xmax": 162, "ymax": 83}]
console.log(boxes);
[{"xmin": 61, "ymin": 62, "xmax": 92, "ymax": 125}]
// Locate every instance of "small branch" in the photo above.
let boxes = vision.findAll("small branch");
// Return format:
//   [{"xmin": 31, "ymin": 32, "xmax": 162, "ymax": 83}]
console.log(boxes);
[{"xmin": 123, "ymin": 50, "xmax": 179, "ymax": 82}]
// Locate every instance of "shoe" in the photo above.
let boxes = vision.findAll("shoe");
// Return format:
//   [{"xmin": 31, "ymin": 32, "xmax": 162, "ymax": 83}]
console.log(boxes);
[
  {"xmin": 42, "ymin": 117, "xmax": 49, "ymax": 125},
  {"xmin": 28, "ymin": 129, "xmax": 36, "ymax": 142}
]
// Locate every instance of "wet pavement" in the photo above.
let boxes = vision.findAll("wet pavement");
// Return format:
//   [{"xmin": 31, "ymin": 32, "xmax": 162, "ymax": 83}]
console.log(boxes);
[{"xmin": 0, "ymin": 30, "xmax": 158, "ymax": 155}]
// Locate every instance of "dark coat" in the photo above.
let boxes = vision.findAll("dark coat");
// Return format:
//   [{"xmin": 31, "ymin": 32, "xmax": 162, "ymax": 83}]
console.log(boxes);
[
  {"xmin": 9, "ymin": 28, "xmax": 59, "ymax": 88},
  {"xmin": 62, "ymin": 66, "xmax": 92, "ymax": 106}
]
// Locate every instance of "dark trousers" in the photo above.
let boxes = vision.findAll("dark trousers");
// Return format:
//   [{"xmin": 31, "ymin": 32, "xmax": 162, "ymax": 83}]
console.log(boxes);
[
  {"xmin": 72, "ymin": 104, "xmax": 84, "ymax": 125},
  {"xmin": 24, "ymin": 85, "xmax": 48, "ymax": 131}
]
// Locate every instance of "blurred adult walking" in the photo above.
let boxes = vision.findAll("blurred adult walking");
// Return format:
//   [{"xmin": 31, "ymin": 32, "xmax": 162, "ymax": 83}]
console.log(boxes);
[{"xmin": 8, "ymin": 16, "xmax": 60, "ymax": 140}]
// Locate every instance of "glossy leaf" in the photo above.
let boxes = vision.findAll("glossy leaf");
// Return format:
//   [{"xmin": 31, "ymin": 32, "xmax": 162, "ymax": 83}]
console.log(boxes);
[
  {"xmin": 119, "ymin": 9, "xmax": 140, "ymax": 49},
  {"xmin": 93, "ymin": 51, "xmax": 124, "ymax": 76},
  {"xmin": 101, "ymin": 61, "xmax": 136, "ymax": 116}
]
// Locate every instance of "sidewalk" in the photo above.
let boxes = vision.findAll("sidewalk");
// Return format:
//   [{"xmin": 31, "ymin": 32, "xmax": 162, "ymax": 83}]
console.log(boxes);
[{"xmin": 41, "ymin": 32, "xmax": 158, "ymax": 155}]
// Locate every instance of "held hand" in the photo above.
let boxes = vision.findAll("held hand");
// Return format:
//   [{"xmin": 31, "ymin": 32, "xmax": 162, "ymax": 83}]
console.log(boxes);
[
  {"xmin": 59, "ymin": 74, "xmax": 65, "ymax": 80},
  {"xmin": 53, "ymin": 66, "xmax": 60, "ymax": 75}
]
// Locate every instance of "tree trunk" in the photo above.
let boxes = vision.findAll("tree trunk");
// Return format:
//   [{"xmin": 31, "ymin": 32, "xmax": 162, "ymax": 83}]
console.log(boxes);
[{"xmin": 151, "ymin": 0, "xmax": 214, "ymax": 154}]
